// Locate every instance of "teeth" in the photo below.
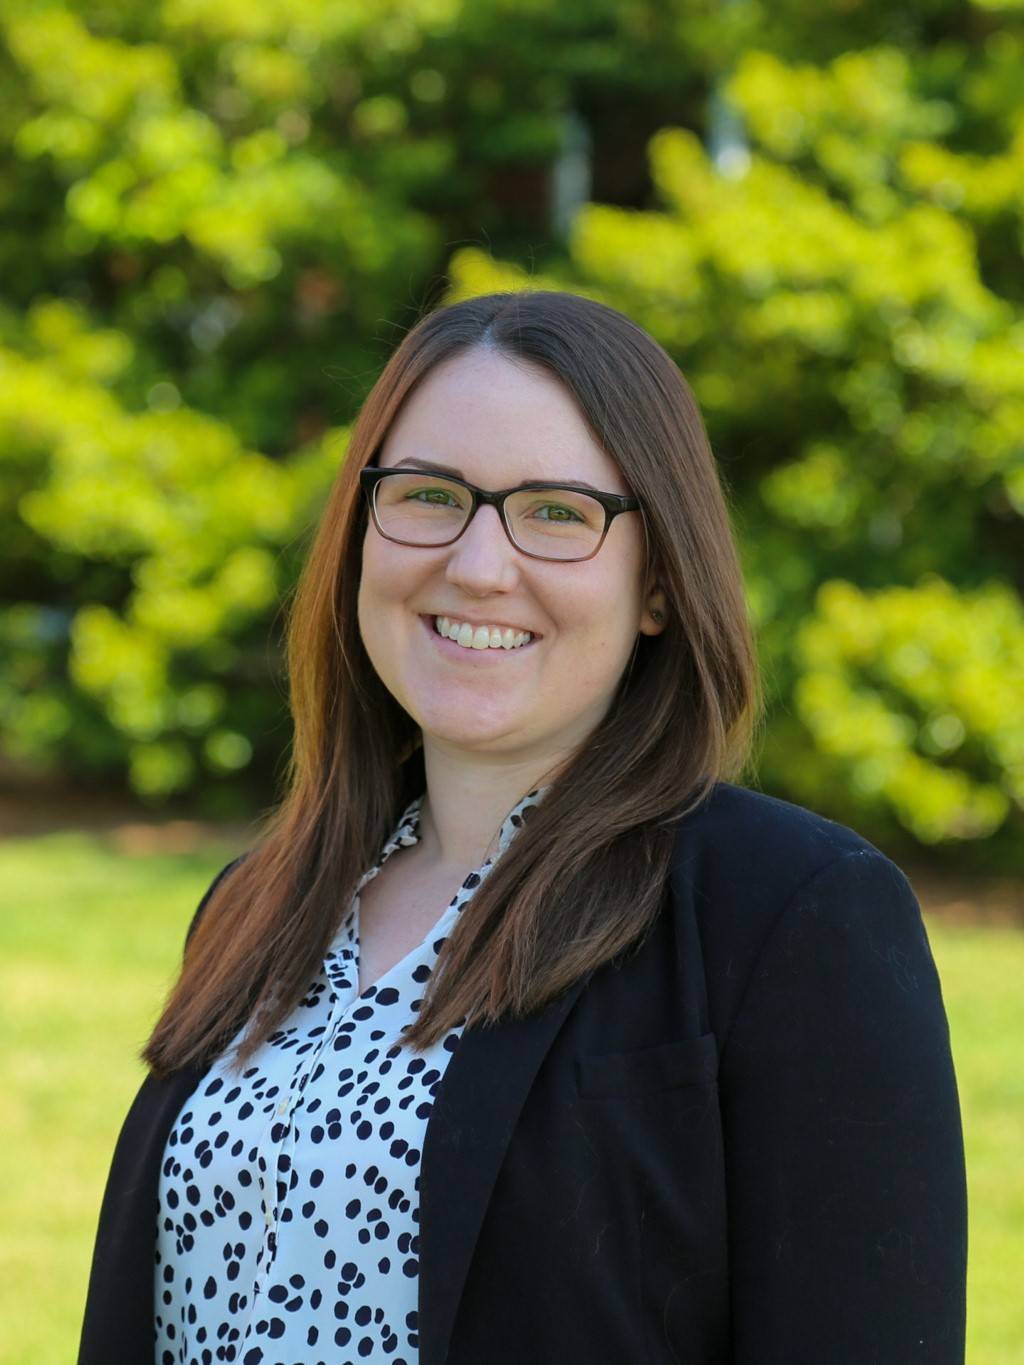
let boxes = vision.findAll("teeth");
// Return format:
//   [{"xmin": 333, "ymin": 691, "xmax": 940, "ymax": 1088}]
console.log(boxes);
[{"xmin": 434, "ymin": 616, "xmax": 532, "ymax": 650}]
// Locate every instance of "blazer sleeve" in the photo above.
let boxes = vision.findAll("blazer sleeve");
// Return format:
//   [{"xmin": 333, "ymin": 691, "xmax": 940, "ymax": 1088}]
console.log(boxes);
[{"xmin": 719, "ymin": 848, "xmax": 967, "ymax": 1363}]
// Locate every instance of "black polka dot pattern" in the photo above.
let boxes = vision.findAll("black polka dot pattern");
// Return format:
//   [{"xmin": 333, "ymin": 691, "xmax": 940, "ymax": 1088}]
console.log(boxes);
[{"xmin": 155, "ymin": 785, "xmax": 548, "ymax": 1364}]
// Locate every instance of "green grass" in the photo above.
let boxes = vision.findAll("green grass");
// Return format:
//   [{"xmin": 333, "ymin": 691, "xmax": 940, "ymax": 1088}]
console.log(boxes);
[
  {"xmin": 0, "ymin": 831, "xmax": 241, "ymax": 1365},
  {"xmin": 1, "ymin": 832, "xmax": 1021, "ymax": 1363}
]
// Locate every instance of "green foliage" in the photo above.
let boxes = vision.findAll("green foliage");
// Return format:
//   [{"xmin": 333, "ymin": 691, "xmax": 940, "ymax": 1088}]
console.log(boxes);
[
  {"xmin": 1, "ymin": 1, "xmax": 1022, "ymax": 857},
  {"xmin": 451, "ymin": 31, "xmax": 1024, "ymax": 868},
  {"xmin": 0, "ymin": 297, "xmax": 343, "ymax": 802},
  {"xmin": 0, "ymin": 0, "xmax": 740, "ymax": 813},
  {"xmin": 795, "ymin": 577, "xmax": 1022, "ymax": 844}
]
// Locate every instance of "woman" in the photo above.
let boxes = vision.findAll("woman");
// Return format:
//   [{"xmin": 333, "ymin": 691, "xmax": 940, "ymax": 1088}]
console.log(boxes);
[{"xmin": 79, "ymin": 290, "xmax": 967, "ymax": 1364}]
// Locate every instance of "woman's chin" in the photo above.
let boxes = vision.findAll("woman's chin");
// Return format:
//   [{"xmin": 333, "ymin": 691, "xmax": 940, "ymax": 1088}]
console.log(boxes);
[
  {"xmin": 415, "ymin": 713, "xmax": 526, "ymax": 748},
  {"xmin": 408, "ymin": 693, "xmax": 536, "ymax": 747}
]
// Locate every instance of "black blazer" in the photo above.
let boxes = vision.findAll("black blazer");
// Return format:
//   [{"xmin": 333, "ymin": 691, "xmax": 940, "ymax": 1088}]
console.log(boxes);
[{"xmin": 79, "ymin": 779, "xmax": 967, "ymax": 1364}]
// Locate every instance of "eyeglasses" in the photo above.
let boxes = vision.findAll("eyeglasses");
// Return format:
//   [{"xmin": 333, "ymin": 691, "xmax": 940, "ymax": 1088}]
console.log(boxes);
[{"xmin": 359, "ymin": 466, "xmax": 641, "ymax": 563}]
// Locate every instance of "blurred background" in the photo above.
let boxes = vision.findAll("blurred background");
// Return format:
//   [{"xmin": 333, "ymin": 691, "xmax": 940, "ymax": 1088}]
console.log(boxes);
[{"xmin": 1, "ymin": 0, "xmax": 1021, "ymax": 1360}]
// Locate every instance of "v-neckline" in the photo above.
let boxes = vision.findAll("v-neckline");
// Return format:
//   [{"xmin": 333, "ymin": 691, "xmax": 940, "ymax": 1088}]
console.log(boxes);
[{"xmin": 353, "ymin": 888, "xmax": 462, "ymax": 1000}]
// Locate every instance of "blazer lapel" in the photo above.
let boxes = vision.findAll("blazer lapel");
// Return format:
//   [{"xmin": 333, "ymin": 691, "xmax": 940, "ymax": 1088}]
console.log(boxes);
[{"xmin": 417, "ymin": 970, "xmax": 593, "ymax": 1365}]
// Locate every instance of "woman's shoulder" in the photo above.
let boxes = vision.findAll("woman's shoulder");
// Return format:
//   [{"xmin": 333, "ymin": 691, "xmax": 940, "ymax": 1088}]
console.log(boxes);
[
  {"xmin": 670, "ymin": 780, "xmax": 913, "ymax": 961},
  {"xmin": 680, "ymin": 780, "xmax": 886, "ymax": 874},
  {"xmin": 184, "ymin": 850, "xmax": 253, "ymax": 950},
  {"xmin": 674, "ymin": 780, "xmax": 912, "ymax": 917}
]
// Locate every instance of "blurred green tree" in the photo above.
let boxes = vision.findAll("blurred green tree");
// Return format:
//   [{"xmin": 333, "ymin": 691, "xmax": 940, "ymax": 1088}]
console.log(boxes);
[
  {"xmin": 1, "ymin": 0, "xmax": 1021, "ymax": 867},
  {"xmin": 453, "ymin": 36, "xmax": 1024, "ymax": 866}
]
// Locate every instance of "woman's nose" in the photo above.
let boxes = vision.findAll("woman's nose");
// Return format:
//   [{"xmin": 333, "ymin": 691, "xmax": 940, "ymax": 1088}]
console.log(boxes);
[{"xmin": 443, "ymin": 502, "xmax": 520, "ymax": 587}]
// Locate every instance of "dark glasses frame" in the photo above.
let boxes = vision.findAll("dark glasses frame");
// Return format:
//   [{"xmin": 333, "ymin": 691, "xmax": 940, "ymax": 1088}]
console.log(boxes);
[{"xmin": 358, "ymin": 465, "xmax": 642, "ymax": 563}]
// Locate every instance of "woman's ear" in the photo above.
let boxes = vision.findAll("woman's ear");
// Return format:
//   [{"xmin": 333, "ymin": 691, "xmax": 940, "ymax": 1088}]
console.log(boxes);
[{"xmin": 640, "ymin": 567, "xmax": 668, "ymax": 637}]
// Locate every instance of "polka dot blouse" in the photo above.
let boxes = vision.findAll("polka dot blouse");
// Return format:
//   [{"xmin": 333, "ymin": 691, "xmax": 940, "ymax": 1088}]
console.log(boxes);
[{"xmin": 154, "ymin": 784, "xmax": 548, "ymax": 1365}]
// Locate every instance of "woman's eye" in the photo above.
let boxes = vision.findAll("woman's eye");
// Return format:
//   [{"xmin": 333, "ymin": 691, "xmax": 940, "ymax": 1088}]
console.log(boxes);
[
  {"xmin": 408, "ymin": 488, "xmax": 457, "ymax": 506},
  {"xmin": 533, "ymin": 504, "xmax": 582, "ymax": 522}
]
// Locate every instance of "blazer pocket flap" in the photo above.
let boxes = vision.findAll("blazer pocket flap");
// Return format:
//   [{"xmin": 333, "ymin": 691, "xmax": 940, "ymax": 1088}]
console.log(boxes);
[{"xmin": 575, "ymin": 1031, "xmax": 719, "ymax": 1099}]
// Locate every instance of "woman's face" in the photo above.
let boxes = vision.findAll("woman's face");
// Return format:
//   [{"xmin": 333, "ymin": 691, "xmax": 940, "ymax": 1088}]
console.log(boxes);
[{"xmin": 357, "ymin": 347, "xmax": 664, "ymax": 765}]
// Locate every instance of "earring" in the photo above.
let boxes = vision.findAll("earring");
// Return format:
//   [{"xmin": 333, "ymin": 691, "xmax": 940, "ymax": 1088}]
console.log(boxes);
[{"xmin": 651, "ymin": 609, "xmax": 664, "ymax": 623}]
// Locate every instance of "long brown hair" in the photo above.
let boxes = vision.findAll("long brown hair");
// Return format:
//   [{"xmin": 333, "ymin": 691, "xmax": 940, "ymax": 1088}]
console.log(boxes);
[{"xmin": 142, "ymin": 289, "xmax": 763, "ymax": 1079}]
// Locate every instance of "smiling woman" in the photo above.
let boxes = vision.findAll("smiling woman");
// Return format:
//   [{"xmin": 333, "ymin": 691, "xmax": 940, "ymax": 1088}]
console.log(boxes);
[{"xmin": 80, "ymin": 290, "xmax": 967, "ymax": 1365}]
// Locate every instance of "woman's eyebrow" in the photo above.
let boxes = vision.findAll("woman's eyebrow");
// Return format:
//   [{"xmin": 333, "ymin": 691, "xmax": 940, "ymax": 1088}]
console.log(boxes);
[{"xmin": 391, "ymin": 456, "xmax": 602, "ymax": 493}]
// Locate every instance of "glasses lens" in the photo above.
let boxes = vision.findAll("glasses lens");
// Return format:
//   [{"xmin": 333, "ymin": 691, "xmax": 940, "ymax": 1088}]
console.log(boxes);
[
  {"xmin": 374, "ymin": 474, "xmax": 605, "ymax": 561},
  {"xmin": 374, "ymin": 473, "xmax": 472, "ymax": 544},
  {"xmin": 505, "ymin": 487, "xmax": 605, "ymax": 560}
]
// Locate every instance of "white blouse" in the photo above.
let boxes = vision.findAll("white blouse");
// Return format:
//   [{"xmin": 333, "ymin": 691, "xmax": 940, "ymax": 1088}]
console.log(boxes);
[{"xmin": 154, "ymin": 784, "xmax": 548, "ymax": 1365}]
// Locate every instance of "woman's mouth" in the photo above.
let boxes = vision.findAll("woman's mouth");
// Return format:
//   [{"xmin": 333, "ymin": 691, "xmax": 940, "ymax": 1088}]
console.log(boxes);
[{"xmin": 420, "ymin": 614, "xmax": 540, "ymax": 659}]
